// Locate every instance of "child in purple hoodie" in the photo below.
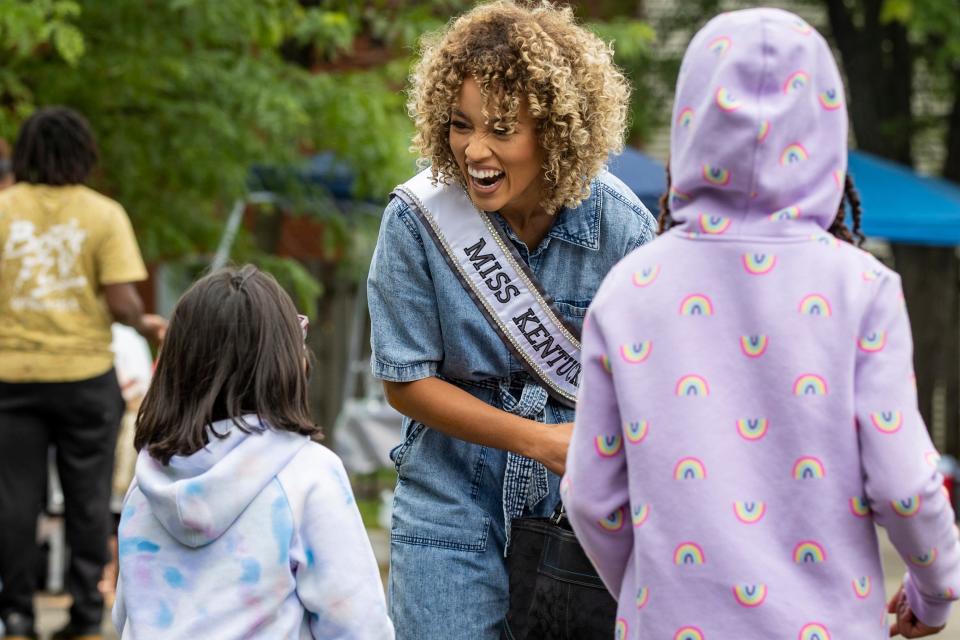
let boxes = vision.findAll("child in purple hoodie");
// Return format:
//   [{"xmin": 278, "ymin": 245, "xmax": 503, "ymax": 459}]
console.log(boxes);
[{"xmin": 563, "ymin": 8, "xmax": 960, "ymax": 639}]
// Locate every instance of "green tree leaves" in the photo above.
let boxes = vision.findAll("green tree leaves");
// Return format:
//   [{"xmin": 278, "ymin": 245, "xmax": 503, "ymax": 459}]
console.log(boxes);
[{"xmin": 0, "ymin": 0, "xmax": 659, "ymax": 314}]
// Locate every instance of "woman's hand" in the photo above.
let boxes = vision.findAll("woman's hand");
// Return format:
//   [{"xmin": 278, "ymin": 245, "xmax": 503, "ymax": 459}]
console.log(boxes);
[
  {"xmin": 888, "ymin": 585, "xmax": 946, "ymax": 638},
  {"xmin": 528, "ymin": 421, "xmax": 573, "ymax": 475},
  {"xmin": 384, "ymin": 378, "xmax": 574, "ymax": 472}
]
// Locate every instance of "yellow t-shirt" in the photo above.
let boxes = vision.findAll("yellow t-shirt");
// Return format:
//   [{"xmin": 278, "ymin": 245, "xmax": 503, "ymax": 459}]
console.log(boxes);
[{"xmin": 0, "ymin": 183, "xmax": 148, "ymax": 382}]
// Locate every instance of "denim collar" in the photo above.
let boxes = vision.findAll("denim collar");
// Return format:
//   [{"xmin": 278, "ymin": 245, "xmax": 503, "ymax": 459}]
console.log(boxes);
[
  {"xmin": 492, "ymin": 178, "xmax": 603, "ymax": 253},
  {"xmin": 545, "ymin": 178, "xmax": 602, "ymax": 251}
]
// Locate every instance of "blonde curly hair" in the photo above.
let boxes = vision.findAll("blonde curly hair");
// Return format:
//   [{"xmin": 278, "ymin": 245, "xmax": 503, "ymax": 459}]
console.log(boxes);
[{"xmin": 408, "ymin": 0, "xmax": 630, "ymax": 214}]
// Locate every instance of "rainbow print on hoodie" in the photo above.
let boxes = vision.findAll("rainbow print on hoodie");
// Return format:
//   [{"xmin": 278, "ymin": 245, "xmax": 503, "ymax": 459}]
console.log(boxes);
[{"xmin": 563, "ymin": 8, "xmax": 960, "ymax": 639}]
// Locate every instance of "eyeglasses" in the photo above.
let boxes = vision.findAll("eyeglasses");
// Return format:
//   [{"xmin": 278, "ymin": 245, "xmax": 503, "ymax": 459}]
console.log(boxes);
[{"xmin": 297, "ymin": 314, "xmax": 309, "ymax": 342}]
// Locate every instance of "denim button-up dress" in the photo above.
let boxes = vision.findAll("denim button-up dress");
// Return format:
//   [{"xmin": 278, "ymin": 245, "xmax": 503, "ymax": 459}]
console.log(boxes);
[{"xmin": 367, "ymin": 170, "xmax": 655, "ymax": 640}]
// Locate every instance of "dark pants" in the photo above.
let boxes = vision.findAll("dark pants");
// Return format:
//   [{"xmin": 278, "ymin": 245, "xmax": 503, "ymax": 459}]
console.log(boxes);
[{"xmin": 0, "ymin": 369, "xmax": 123, "ymax": 629}]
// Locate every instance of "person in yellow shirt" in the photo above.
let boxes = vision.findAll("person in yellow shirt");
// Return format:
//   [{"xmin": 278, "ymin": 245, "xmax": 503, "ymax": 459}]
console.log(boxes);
[{"xmin": 0, "ymin": 107, "xmax": 165, "ymax": 640}]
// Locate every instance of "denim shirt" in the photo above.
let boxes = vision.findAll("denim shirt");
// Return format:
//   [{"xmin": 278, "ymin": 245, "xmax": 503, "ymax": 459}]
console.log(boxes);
[{"xmin": 367, "ymin": 170, "xmax": 656, "ymax": 414}]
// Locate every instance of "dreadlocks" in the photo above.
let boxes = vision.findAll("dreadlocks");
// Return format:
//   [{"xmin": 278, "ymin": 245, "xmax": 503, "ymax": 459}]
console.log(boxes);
[{"xmin": 13, "ymin": 106, "xmax": 99, "ymax": 186}]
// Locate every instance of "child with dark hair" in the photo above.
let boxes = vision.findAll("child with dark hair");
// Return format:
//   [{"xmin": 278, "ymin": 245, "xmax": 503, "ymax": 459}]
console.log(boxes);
[
  {"xmin": 112, "ymin": 265, "xmax": 393, "ymax": 639},
  {"xmin": 563, "ymin": 8, "xmax": 960, "ymax": 639}
]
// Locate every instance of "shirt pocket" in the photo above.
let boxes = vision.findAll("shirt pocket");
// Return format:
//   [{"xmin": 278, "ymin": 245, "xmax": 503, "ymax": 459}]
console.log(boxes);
[
  {"xmin": 390, "ymin": 423, "xmax": 492, "ymax": 552},
  {"xmin": 389, "ymin": 418, "xmax": 427, "ymax": 473},
  {"xmin": 552, "ymin": 300, "xmax": 588, "ymax": 335}
]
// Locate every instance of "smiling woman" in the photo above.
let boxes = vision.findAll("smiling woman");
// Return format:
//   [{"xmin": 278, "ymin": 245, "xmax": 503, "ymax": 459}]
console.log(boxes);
[
  {"xmin": 448, "ymin": 78, "xmax": 548, "ymax": 246},
  {"xmin": 410, "ymin": 0, "xmax": 630, "ymax": 219},
  {"xmin": 365, "ymin": 2, "xmax": 657, "ymax": 639}
]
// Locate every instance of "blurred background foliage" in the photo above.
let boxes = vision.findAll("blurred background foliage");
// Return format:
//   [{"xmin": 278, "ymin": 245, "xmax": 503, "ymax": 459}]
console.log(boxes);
[
  {"xmin": 0, "ymin": 0, "xmax": 424, "ymax": 303},
  {"xmin": 0, "ymin": 0, "xmax": 957, "ymax": 303},
  {"xmin": 2, "ymin": 0, "xmax": 957, "ymax": 444},
  {"xmin": 0, "ymin": 0, "xmax": 660, "ymax": 301}
]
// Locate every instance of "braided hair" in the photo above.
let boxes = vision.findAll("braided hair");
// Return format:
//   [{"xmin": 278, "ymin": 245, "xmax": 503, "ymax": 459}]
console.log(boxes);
[
  {"xmin": 13, "ymin": 106, "xmax": 99, "ymax": 186},
  {"xmin": 657, "ymin": 162, "xmax": 678, "ymax": 234},
  {"xmin": 828, "ymin": 174, "xmax": 865, "ymax": 246},
  {"xmin": 658, "ymin": 165, "xmax": 865, "ymax": 246}
]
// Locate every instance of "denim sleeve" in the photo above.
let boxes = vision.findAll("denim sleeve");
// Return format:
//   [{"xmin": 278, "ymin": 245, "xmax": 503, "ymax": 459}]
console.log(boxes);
[
  {"xmin": 622, "ymin": 194, "xmax": 656, "ymax": 251},
  {"xmin": 597, "ymin": 175, "xmax": 658, "ymax": 253},
  {"xmin": 367, "ymin": 198, "xmax": 443, "ymax": 382},
  {"xmin": 631, "ymin": 203, "xmax": 657, "ymax": 251}
]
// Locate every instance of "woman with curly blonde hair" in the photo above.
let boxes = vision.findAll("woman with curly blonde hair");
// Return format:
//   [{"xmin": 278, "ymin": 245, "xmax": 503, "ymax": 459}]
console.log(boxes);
[{"xmin": 366, "ymin": 2, "xmax": 655, "ymax": 637}]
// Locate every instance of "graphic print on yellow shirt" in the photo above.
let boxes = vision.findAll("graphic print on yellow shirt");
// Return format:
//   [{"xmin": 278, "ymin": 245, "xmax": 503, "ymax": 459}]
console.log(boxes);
[
  {"xmin": 0, "ymin": 183, "xmax": 148, "ymax": 382},
  {"xmin": 6, "ymin": 217, "xmax": 89, "ymax": 312}
]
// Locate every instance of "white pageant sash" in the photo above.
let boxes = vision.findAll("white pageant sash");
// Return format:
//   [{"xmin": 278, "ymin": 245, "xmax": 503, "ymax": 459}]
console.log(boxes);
[{"xmin": 393, "ymin": 169, "xmax": 581, "ymax": 407}]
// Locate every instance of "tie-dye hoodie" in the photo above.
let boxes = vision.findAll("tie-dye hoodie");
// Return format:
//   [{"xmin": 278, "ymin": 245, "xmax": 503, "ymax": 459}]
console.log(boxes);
[
  {"xmin": 563, "ymin": 8, "xmax": 960, "ymax": 639},
  {"xmin": 112, "ymin": 416, "xmax": 394, "ymax": 639}
]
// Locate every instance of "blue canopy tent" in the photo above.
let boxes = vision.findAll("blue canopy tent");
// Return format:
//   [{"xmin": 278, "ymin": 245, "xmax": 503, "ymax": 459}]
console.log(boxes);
[
  {"xmin": 847, "ymin": 152, "xmax": 960, "ymax": 246},
  {"xmin": 607, "ymin": 147, "xmax": 960, "ymax": 246},
  {"xmin": 257, "ymin": 148, "xmax": 668, "ymax": 214},
  {"xmin": 252, "ymin": 148, "xmax": 960, "ymax": 247},
  {"xmin": 607, "ymin": 146, "xmax": 668, "ymax": 212},
  {"xmin": 285, "ymin": 148, "xmax": 671, "ymax": 215}
]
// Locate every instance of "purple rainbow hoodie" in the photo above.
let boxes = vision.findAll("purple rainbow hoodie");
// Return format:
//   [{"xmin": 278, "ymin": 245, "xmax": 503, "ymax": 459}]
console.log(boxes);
[{"xmin": 563, "ymin": 8, "xmax": 960, "ymax": 639}]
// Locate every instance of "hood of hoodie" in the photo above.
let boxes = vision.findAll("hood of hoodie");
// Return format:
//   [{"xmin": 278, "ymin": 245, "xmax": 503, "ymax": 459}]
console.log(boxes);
[
  {"xmin": 668, "ymin": 8, "xmax": 847, "ymax": 238},
  {"xmin": 134, "ymin": 415, "xmax": 309, "ymax": 548}
]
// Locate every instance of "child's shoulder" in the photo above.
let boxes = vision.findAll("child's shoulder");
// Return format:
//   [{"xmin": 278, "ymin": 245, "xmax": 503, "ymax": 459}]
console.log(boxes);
[
  {"xmin": 283, "ymin": 440, "xmax": 346, "ymax": 477},
  {"xmin": 833, "ymin": 240, "xmax": 900, "ymax": 285},
  {"xmin": 276, "ymin": 441, "xmax": 354, "ymax": 505},
  {"xmin": 589, "ymin": 233, "xmax": 673, "ymax": 302}
]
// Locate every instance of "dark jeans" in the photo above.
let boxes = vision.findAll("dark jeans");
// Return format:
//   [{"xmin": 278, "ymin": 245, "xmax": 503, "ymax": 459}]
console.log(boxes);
[{"xmin": 0, "ymin": 369, "xmax": 123, "ymax": 629}]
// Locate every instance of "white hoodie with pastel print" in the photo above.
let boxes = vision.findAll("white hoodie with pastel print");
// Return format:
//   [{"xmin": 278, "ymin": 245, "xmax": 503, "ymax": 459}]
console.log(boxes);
[{"xmin": 113, "ymin": 416, "xmax": 394, "ymax": 639}]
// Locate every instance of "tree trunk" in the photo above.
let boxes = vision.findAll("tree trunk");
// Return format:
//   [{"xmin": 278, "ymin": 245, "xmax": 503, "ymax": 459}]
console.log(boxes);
[
  {"xmin": 941, "ymin": 73, "xmax": 960, "ymax": 458},
  {"xmin": 824, "ymin": 0, "xmax": 959, "ymax": 448},
  {"xmin": 943, "ymin": 71, "xmax": 960, "ymax": 183},
  {"xmin": 824, "ymin": 0, "xmax": 914, "ymax": 164},
  {"xmin": 891, "ymin": 244, "xmax": 959, "ymax": 450},
  {"xmin": 944, "ymin": 274, "xmax": 959, "ymax": 458}
]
